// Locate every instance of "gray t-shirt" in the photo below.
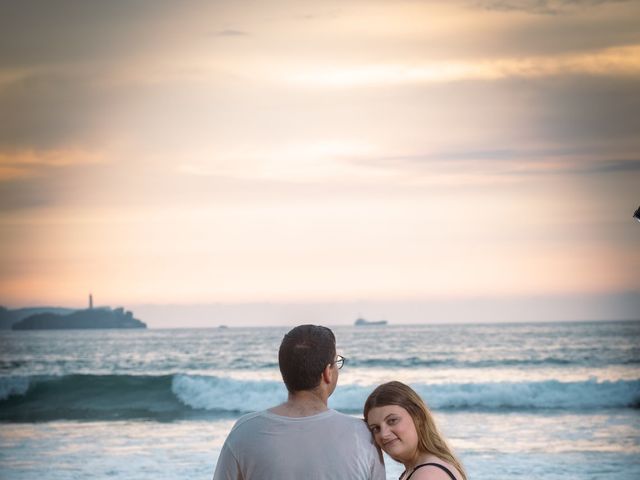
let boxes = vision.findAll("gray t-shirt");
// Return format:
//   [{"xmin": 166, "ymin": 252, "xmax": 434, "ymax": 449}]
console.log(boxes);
[{"xmin": 213, "ymin": 409, "xmax": 386, "ymax": 480}]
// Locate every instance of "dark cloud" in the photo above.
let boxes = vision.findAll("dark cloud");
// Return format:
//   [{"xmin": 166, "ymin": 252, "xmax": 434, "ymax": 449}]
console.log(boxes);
[
  {"xmin": 0, "ymin": 175, "xmax": 55, "ymax": 211},
  {"xmin": 581, "ymin": 159, "xmax": 640, "ymax": 174},
  {"xmin": 471, "ymin": 0, "xmax": 632, "ymax": 15},
  {"xmin": 0, "ymin": 70, "xmax": 126, "ymax": 149},
  {"xmin": 400, "ymin": 75, "xmax": 640, "ymax": 160},
  {"xmin": 349, "ymin": 151, "xmax": 640, "ymax": 179},
  {"xmin": 214, "ymin": 29, "xmax": 249, "ymax": 37},
  {"xmin": 0, "ymin": 1, "xmax": 179, "ymax": 67},
  {"xmin": 459, "ymin": 0, "xmax": 640, "ymax": 58},
  {"xmin": 0, "ymin": 162, "xmax": 143, "ymax": 212},
  {"xmin": 341, "ymin": 73, "xmax": 640, "ymax": 178},
  {"xmin": 352, "ymin": 74, "xmax": 640, "ymax": 169},
  {"xmin": 497, "ymin": 159, "xmax": 640, "ymax": 177},
  {"xmin": 0, "ymin": 0, "xmax": 205, "ymax": 149},
  {"xmin": 0, "ymin": 162, "xmax": 111, "ymax": 212},
  {"xmin": 529, "ymin": 75, "xmax": 640, "ymax": 146}
]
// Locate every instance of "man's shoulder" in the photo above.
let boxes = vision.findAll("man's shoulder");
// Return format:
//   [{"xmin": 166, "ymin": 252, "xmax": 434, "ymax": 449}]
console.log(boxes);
[
  {"xmin": 328, "ymin": 410, "xmax": 369, "ymax": 427},
  {"xmin": 228, "ymin": 409, "xmax": 371, "ymax": 438},
  {"xmin": 326, "ymin": 409, "xmax": 366, "ymax": 423},
  {"xmin": 325, "ymin": 410, "xmax": 375, "ymax": 438},
  {"xmin": 228, "ymin": 410, "xmax": 266, "ymax": 434}
]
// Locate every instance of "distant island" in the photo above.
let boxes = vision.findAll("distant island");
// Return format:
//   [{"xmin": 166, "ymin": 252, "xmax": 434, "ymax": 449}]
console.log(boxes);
[
  {"xmin": 0, "ymin": 306, "xmax": 75, "ymax": 330},
  {"xmin": 354, "ymin": 317, "xmax": 388, "ymax": 326},
  {"xmin": 6, "ymin": 295, "xmax": 146, "ymax": 330},
  {"xmin": 12, "ymin": 307, "xmax": 146, "ymax": 330}
]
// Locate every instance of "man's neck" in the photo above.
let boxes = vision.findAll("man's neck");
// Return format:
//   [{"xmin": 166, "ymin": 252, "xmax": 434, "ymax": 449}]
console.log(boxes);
[{"xmin": 269, "ymin": 390, "xmax": 329, "ymax": 418}]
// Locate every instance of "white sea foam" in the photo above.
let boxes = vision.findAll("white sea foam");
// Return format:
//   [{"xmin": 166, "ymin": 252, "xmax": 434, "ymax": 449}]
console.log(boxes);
[
  {"xmin": 331, "ymin": 379, "xmax": 640, "ymax": 411},
  {"xmin": 171, "ymin": 374, "xmax": 288, "ymax": 412},
  {"xmin": 170, "ymin": 374, "xmax": 640, "ymax": 412},
  {"xmin": 409, "ymin": 378, "xmax": 640, "ymax": 410}
]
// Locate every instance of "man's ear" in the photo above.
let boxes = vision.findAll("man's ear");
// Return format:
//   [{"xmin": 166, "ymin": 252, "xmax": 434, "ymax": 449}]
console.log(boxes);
[{"xmin": 321, "ymin": 363, "xmax": 333, "ymax": 385}]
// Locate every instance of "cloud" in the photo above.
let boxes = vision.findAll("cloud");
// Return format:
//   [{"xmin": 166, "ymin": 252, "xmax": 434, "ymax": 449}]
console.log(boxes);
[
  {"xmin": 213, "ymin": 29, "xmax": 249, "ymax": 37},
  {"xmin": 0, "ymin": 151, "xmax": 110, "ymax": 212},
  {"xmin": 530, "ymin": 75, "xmax": 640, "ymax": 147},
  {"xmin": 472, "ymin": 0, "xmax": 632, "ymax": 15},
  {"xmin": 498, "ymin": 158, "xmax": 640, "ymax": 177},
  {"xmin": 0, "ymin": 69, "xmax": 124, "ymax": 149},
  {"xmin": 0, "ymin": 148, "xmax": 105, "ymax": 181},
  {"xmin": 0, "ymin": 153, "xmax": 357, "ymax": 213},
  {"xmin": 286, "ymin": 45, "xmax": 640, "ymax": 87},
  {"xmin": 345, "ymin": 149, "xmax": 640, "ymax": 183},
  {"xmin": 577, "ymin": 159, "xmax": 640, "ymax": 174},
  {"xmin": 0, "ymin": 0, "xmax": 185, "ymax": 67},
  {"xmin": 0, "ymin": 177, "xmax": 56, "ymax": 210}
]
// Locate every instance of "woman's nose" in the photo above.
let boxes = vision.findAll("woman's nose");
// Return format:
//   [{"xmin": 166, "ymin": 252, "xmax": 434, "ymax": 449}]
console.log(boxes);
[{"xmin": 379, "ymin": 424, "xmax": 393, "ymax": 439}]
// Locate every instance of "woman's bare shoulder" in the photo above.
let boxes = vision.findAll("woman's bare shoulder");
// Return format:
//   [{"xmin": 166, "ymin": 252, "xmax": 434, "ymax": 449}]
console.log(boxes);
[{"xmin": 411, "ymin": 462, "xmax": 462, "ymax": 480}]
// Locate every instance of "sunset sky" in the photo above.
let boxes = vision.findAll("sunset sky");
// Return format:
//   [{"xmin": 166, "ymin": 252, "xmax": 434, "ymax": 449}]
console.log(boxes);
[{"xmin": 1, "ymin": 0, "xmax": 638, "ymax": 325}]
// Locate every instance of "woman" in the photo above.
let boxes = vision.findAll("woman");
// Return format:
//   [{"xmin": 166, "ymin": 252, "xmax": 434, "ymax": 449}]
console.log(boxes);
[{"xmin": 364, "ymin": 381, "xmax": 467, "ymax": 480}]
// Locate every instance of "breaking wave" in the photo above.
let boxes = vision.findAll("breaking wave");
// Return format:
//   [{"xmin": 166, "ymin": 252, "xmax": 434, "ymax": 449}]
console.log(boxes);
[{"xmin": 1, "ymin": 374, "xmax": 638, "ymax": 422}]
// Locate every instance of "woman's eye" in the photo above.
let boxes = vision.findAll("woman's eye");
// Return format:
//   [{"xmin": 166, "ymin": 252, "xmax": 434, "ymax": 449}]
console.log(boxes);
[
  {"xmin": 370, "ymin": 426, "xmax": 380, "ymax": 434},
  {"xmin": 387, "ymin": 417, "xmax": 398, "ymax": 425}
]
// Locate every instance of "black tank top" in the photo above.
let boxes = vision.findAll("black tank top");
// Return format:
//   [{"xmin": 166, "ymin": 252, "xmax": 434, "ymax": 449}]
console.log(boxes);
[{"xmin": 402, "ymin": 462, "xmax": 457, "ymax": 480}]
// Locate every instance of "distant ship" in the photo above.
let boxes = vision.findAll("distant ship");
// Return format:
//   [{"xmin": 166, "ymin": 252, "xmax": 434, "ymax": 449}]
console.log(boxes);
[{"xmin": 354, "ymin": 317, "xmax": 388, "ymax": 326}]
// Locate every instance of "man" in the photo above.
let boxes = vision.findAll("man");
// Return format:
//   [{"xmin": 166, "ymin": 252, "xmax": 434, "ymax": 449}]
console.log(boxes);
[{"xmin": 213, "ymin": 324, "xmax": 386, "ymax": 480}]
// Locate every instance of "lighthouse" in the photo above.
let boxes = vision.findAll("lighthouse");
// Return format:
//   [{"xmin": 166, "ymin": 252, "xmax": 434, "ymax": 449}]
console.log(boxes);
[{"xmin": 89, "ymin": 294, "xmax": 93, "ymax": 310}]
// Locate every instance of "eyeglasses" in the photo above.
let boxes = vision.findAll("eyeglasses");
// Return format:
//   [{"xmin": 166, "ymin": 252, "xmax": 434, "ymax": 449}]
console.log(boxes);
[{"xmin": 333, "ymin": 355, "xmax": 346, "ymax": 370}]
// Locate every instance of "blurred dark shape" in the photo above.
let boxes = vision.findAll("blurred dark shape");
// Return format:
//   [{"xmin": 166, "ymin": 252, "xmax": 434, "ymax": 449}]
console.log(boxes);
[{"xmin": 634, "ymin": 206, "xmax": 640, "ymax": 223}]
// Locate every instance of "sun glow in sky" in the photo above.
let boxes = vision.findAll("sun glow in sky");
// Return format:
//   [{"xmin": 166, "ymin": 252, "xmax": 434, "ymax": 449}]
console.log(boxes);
[{"xmin": 0, "ymin": 0, "xmax": 639, "ymax": 324}]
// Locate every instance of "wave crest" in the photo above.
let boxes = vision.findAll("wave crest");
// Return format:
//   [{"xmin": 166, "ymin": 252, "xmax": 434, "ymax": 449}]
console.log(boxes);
[{"xmin": 1, "ymin": 374, "xmax": 638, "ymax": 421}]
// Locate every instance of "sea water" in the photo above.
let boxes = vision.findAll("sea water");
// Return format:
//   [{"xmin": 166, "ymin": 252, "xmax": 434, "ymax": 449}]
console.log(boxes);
[{"xmin": 1, "ymin": 321, "xmax": 639, "ymax": 479}]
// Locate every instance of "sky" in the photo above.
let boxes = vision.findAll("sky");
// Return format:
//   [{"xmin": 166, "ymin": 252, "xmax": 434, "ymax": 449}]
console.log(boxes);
[{"xmin": 0, "ymin": 0, "xmax": 639, "ymax": 326}]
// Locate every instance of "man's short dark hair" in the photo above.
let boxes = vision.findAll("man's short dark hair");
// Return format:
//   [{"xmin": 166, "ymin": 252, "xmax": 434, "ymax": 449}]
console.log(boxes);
[{"xmin": 278, "ymin": 324, "xmax": 336, "ymax": 393}]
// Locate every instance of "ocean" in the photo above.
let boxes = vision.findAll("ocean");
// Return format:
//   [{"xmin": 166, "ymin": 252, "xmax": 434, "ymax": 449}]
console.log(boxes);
[{"xmin": 1, "ymin": 321, "xmax": 639, "ymax": 479}]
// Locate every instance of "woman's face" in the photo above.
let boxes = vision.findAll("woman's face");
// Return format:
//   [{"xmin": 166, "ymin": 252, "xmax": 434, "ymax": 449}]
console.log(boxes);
[{"xmin": 366, "ymin": 404, "xmax": 419, "ymax": 463}]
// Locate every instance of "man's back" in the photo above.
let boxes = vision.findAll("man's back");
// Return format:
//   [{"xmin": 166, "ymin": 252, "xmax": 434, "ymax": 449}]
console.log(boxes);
[{"xmin": 213, "ymin": 409, "xmax": 385, "ymax": 480}]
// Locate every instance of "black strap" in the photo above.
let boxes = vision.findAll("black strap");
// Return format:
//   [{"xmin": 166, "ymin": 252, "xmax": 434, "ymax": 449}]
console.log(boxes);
[{"xmin": 402, "ymin": 462, "xmax": 457, "ymax": 480}]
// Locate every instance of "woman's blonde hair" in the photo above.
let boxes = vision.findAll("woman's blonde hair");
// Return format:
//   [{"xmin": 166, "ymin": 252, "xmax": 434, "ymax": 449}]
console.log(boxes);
[{"xmin": 364, "ymin": 381, "xmax": 467, "ymax": 480}]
